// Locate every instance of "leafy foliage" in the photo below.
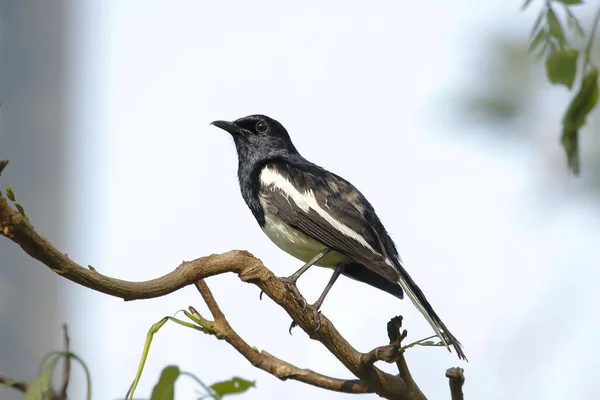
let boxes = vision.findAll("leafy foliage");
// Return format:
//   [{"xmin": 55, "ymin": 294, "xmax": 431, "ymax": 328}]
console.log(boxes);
[
  {"xmin": 147, "ymin": 366, "xmax": 255, "ymax": 400},
  {"xmin": 150, "ymin": 366, "xmax": 180, "ymax": 400},
  {"xmin": 523, "ymin": 0, "xmax": 600, "ymax": 174},
  {"xmin": 4, "ymin": 184, "xmax": 30, "ymax": 223},
  {"xmin": 127, "ymin": 311, "xmax": 254, "ymax": 400},
  {"xmin": 209, "ymin": 377, "xmax": 256, "ymax": 399},
  {"xmin": 19, "ymin": 351, "xmax": 91, "ymax": 400}
]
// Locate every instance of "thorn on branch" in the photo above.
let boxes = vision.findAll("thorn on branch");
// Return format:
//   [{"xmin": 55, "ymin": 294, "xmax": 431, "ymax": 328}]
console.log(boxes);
[{"xmin": 446, "ymin": 367, "xmax": 465, "ymax": 400}]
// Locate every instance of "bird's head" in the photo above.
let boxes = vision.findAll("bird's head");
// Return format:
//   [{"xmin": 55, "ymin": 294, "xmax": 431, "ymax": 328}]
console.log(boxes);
[{"xmin": 211, "ymin": 114, "xmax": 298, "ymax": 160}]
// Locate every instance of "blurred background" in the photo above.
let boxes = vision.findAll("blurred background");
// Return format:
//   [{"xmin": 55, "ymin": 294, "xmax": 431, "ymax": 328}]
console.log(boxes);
[{"xmin": 1, "ymin": 1, "xmax": 600, "ymax": 399}]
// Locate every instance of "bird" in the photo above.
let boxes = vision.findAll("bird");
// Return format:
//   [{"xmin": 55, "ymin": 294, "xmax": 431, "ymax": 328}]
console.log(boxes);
[{"xmin": 211, "ymin": 114, "xmax": 466, "ymax": 360}]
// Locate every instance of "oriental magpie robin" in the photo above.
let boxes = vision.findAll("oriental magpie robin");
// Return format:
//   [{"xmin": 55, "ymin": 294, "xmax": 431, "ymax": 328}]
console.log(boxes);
[{"xmin": 211, "ymin": 114, "xmax": 466, "ymax": 360}]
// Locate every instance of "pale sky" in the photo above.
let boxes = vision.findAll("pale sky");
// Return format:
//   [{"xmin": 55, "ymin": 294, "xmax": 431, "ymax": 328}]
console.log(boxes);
[{"xmin": 64, "ymin": 1, "xmax": 600, "ymax": 399}]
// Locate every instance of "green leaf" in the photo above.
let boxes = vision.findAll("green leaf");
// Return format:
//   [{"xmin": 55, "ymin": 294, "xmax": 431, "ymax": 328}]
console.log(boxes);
[
  {"xmin": 545, "ymin": 49, "xmax": 579, "ymax": 89},
  {"xmin": 6, "ymin": 185, "xmax": 15, "ymax": 201},
  {"xmin": 14, "ymin": 202, "xmax": 25, "ymax": 215},
  {"xmin": 566, "ymin": 7, "xmax": 585, "ymax": 37},
  {"xmin": 547, "ymin": 7, "xmax": 566, "ymax": 47},
  {"xmin": 530, "ymin": 11, "xmax": 545, "ymax": 39},
  {"xmin": 150, "ymin": 365, "xmax": 181, "ymax": 400},
  {"xmin": 528, "ymin": 28, "xmax": 547, "ymax": 53},
  {"xmin": 536, "ymin": 41, "xmax": 549, "ymax": 60},
  {"xmin": 555, "ymin": 0, "xmax": 582, "ymax": 5},
  {"xmin": 25, "ymin": 355, "xmax": 59, "ymax": 400},
  {"xmin": 24, "ymin": 370, "xmax": 53, "ymax": 400},
  {"xmin": 521, "ymin": 0, "xmax": 535, "ymax": 10},
  {"xmin": 210, "ymin": 377, "xmax": 255, "ymax": 398},
  {"xmin": 562, "ymin": 67, "xmax": 599, "ymax": 174}
]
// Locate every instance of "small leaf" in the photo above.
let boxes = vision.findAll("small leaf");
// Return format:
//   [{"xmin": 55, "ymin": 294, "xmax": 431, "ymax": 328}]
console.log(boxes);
[
  {"xmin": 521, "ymin": 0, "xmax": 535, "ymax": 10},
  {"xmin": 562, "ymin": 67, "xmax": 599, "ymax": 174},
  {"xmin": 561, "ymin": 128, "xmax": 580, "ymax": 174},
  {"xmin": 150, "ymin": 365, "xmax": 180, "ymax": 400},
  {"xmin": 566, "ymin": 8, "xmax": 585, "ymax": 37},
  {"xmin": 530, "ymin": 11, "xmax": 545, "ymax": 39},
  {"xmin": 536, "ymin": 41, "xmax": 549, "ymax": 60},
  {"xmin": 547, "ymin": 7, "xmax": 567, "ymax": 47},
  {"xmin": 210, "ymin": 377, "xmax": 255, "ymax": 398},
  {"xmin": 14, "ymin": 202, "xmax": 24, "ymax": 213},
  {"xmin": 545, "ymin": 49, "xmax": 579, "ymax": 88},
  {"xmin": 528, "ymin": 28, "xmax": 547, "ymax": 53},
  {"xmin": 25, "ymin": 357, "xmax": 56, "ymax": 400},
  {"xmin": 555, "ymin": 0, "xmax": 582, "ymax": 4},
  {"xmin": 6, "ymin": 185, "xmax": 15, "ymax": 201}
]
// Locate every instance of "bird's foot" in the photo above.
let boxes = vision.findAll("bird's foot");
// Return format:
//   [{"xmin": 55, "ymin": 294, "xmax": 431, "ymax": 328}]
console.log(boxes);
[
  {"xmin": 288, "ymin": 304, "xmax": 322, "ymax": 334},
  {"xmin": 279, "ymin": 277, "xmax": 308, "ymax": 309}
]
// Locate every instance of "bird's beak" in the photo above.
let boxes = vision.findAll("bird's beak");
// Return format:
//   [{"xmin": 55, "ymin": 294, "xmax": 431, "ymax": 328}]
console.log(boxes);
[{"xmin": 211, "ymin": 120, "xmax": 244, "ymax": 135}]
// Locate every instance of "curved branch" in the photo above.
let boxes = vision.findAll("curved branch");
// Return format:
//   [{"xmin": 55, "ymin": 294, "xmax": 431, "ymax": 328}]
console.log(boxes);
[
  {"xmin": 1, "ymin": 192, "xmax": 258, "ymax": 300},
  {"xmin": 194, "ymin": 280, "xmax": 372, "ymax": 394},
  {"xmin": 0, "ymin": 173, "xmax": 422, "ymax": 399}
]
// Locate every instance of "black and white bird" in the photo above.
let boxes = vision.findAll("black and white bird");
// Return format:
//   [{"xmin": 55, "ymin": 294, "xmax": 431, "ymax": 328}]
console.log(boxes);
[{"xmin": 211, "ymin": 114, "xmax": 466, "ymax": 360}]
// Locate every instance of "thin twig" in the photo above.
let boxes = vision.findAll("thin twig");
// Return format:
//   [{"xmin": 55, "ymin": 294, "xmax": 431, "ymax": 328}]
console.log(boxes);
[
  {"xmin": 194, "ymin": 280, "xmax": 372, "ymax": 394},
  {"xmin": 58, "ymin": 324, "xmax": 71, "ymax": 400},
  {"xmin": 446, "ymin": 367, "xmax": 465, "ymax": 400},
  {"xmin": 387, "ymin": 316, "xmax": 426, "ymax": 400},
  {"xmin": 0, "ymin": 375, "xmax": 28, "ymax": 392}
]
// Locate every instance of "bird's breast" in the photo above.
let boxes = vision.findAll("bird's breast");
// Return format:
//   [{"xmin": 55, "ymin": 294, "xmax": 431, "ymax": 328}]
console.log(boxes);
[{"xmin": 261, "ymin": 211, "xmax": 348, "ymax": 268}]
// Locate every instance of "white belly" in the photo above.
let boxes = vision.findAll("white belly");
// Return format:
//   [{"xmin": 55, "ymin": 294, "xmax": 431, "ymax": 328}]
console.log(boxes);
[{"xmin": 261, "ymin": 212, "xmax": 348, "ymax": 268}]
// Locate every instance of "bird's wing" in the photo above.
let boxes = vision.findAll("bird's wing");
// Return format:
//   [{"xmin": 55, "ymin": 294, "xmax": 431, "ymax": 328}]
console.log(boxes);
[{"xmin": 259, "ymin": 161, "xmax": 401, "ymax": 283}]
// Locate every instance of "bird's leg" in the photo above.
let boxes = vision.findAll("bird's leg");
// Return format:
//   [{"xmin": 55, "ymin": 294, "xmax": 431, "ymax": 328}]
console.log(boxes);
[
  {"xmin": 263, "ymin": 248, "xmax": 330, "ymax": 302},
  {"xmin": 289, "ymin": 263, "xmax": 345, "ymax": 333},
  {"xmin": 312, "ymin": 263, "xmax": 344, "ymax": 311},
  {"xmin": 288, "ymin": 247, "xmax": 331, "ymax": 283}
]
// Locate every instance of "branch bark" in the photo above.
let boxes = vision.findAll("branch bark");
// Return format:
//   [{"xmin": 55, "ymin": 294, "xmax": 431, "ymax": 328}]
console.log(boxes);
[
  {"xmin": 0, "ymin": 375, "xmax": 28, "ymax": 392},
  {"xmin": 193, "ymin": 280, "xmax": 372, "ymax": 394},
  {"xmin": 0, "ymin": 162, "xmax": 463, "ymax": 399},
  {"xmin": 446, "ymin": 367, "xmax": 465, "ymax": 400}
]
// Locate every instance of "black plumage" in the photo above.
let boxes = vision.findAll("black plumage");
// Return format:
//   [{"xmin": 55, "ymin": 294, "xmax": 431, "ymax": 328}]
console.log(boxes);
[{"xmin": 211, "ymin": 114, "xmax": 466, "ymax": 360}]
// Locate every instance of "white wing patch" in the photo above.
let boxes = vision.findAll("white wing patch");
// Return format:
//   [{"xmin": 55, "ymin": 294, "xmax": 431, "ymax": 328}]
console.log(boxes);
[{"xmin": 259, "ymin": 166, "xmax": 382, "ymax": 257}]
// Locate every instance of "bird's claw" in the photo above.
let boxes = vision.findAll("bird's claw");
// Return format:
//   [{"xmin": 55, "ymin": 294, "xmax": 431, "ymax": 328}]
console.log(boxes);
[
  {"xmin": 259, "ymin": 290, "xmax": 264, "ymax": 300},
  {"xmin": 311, "ymin": 307, "xmax": 322, "ymax": 332},
  {"xmin": 288, "ymin": 320, "xmax": 298, "ymax": 334},
  {"xmin": 279, "ymin": 277, "xmax": 306, "ymax": 305},
  {"xmin": 288, "ymin": 305, "xmax": 321, "ymax": 334}
]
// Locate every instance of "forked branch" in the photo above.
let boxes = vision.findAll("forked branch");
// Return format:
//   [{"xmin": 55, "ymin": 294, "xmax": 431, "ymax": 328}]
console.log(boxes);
[{"xmin": 0, "ymin": 159, "xmax": 464, "ymax": 399}]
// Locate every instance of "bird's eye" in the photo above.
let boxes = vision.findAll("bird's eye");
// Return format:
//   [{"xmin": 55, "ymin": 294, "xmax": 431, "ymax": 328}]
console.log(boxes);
[{"xmin": 256, "ymin": 121, "xmax": 268, "ymax": 133}]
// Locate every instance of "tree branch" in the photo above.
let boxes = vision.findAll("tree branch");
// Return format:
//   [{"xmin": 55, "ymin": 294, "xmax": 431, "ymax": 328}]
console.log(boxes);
[
  {"xmin": 0, "ymin": 375, "xmax": 28, "ymax": 393},
  {"xmin": 446, "ymin": 367, "xmax": 465, "ymax": 400},
  {"xmin": 193, "ymin": 280, "xmax": 372, "ymax": 394},
  {"xmin": 0, "ymin": 162, "xmax": 460, "ymax": 399}
]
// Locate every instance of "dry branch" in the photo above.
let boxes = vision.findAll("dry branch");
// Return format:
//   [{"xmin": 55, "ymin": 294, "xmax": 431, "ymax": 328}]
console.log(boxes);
[
  {"xmin": 0, "ymin": 160, "xmax": 464, "ymax": 399},
  {"xmin": 446, "ymin": 367, "xmax": 465, "ymax": 400}
]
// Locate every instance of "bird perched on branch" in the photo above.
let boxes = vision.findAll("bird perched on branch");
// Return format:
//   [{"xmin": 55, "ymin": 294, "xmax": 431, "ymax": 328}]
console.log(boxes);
[{"xmin": 212, "ymin": 114, "xmax": 466, "ymax": 360}]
